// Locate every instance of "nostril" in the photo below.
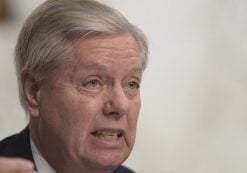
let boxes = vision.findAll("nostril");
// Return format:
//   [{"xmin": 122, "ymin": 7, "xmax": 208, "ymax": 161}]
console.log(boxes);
[
  {"xmin": 103, "ymin": 102, "xmax": 125, "ymax": 119},
  {"xmin": 103, "ymin": 91, "xmax": 129, "ymax": 118},
  {"xmin": 108, "ymin": 111, "xmax": 119, "ymax": 116},
  {"xmin": 105, "ymin": 111, "xmax": 123, "ymax": 120}
]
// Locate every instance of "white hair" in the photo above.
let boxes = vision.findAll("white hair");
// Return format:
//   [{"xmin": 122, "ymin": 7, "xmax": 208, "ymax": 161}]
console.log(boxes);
[{"xmin": 15, "ymin": 0, "xmax": 148, "ymax": 112}]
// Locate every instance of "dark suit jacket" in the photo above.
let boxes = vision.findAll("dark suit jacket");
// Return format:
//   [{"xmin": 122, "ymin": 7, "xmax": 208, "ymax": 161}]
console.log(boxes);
[{"xmin": 0, "ymin": 127, "xmax": 134, "ymax": 173}]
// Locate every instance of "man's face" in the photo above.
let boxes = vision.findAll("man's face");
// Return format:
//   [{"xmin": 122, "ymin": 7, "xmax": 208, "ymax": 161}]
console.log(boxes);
[{"xmin": 34, "ymin": 34, "xmax": 142, "ymax": 171}]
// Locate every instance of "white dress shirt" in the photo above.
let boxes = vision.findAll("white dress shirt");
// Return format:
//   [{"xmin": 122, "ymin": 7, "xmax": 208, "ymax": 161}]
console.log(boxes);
[{"xmin": 30, "ymin": 138, "xmax": 56, "ymax": 173}]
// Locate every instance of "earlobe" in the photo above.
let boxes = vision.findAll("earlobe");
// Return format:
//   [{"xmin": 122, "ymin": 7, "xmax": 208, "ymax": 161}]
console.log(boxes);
[{"xmin": 21, "ymin": 70, "xmax": 41, "ymax": 117}]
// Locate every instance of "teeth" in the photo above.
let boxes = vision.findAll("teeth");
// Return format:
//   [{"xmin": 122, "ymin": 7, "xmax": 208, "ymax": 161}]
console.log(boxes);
[{"xmin": 93, "ymin": 131, "xmax": 121, "ymax": 137}]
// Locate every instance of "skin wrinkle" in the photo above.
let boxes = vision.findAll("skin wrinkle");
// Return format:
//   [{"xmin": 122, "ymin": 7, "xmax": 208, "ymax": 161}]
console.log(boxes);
[{"xmin": 72, "ymin": 34, "xmax": 140, "ymax": 63}]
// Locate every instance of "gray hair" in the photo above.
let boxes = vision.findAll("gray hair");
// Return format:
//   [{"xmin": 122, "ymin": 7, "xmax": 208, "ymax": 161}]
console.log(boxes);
[{"xmin": 15, "ymin": 0, "xmax": 148, "ymax": 112}]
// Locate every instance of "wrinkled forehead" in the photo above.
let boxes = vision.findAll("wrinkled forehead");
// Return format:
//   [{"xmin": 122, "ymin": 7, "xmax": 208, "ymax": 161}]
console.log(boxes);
[
  {"xmin": 71, "ymin": 34, "xmax": 142, "ymax": 66},
  {"xmin": 48, "ymin": 34, "xmax": 142, "ymax": 81},
  {"xmin": 71, "ymin": 33, "xmax": 140, "ymax": 54}
]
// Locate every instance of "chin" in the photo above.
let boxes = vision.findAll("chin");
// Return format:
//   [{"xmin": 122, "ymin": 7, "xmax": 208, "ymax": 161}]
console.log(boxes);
[{"xmin": 85, "ymin": 150, "xmax": 129, "ymax": 171}]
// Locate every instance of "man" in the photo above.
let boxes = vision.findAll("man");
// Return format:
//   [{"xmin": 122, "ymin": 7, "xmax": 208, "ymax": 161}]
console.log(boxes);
[{"xmin": 0, "ymin": 0, "xmax": 148, "ymax": 173}]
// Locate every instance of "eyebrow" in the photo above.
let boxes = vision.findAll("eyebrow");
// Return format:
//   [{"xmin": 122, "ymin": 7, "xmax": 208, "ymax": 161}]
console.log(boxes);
[{"xmin": 130, "ymin": 66, "xmax": 143, "ymax": 73}]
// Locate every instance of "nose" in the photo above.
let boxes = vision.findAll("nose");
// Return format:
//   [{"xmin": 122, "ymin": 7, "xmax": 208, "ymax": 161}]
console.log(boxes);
[{"xmin": 103, "ymin": 85, "xmax": 129, "ymax": 119}]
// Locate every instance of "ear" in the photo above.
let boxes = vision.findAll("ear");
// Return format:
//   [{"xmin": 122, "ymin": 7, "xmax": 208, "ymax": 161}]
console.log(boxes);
[{"xmin": 21, "ymin": 70, "xmax": 41, "ymax": 117}]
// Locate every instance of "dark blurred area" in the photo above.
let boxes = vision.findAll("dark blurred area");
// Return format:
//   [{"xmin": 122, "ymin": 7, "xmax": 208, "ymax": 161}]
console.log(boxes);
[{"xmin": 0, "ymin": 0, "xmax": 8, "ymax": 21}]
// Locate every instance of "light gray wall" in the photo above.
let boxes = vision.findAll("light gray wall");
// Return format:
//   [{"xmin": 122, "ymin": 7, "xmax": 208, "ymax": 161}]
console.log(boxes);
[{"xmin": 0, "ymin": 0, "xmax": 247, "ymax": 172}]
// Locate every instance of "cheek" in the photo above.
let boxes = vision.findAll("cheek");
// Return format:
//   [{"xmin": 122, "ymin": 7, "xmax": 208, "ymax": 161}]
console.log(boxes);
[
  {"xmin": 58, "ymin": 95, "xmax": 104, "ymax": 130},
  {"xmin": 39, "ymin": 89, "xmax": 104, "ymax": 138},
  {"xmin": 128, "ymin": 100, "xmax": 141, "ymax": 134},
  {"xmin": 39, "ymin": 91, "xmax": 106, "ymax": 159}
]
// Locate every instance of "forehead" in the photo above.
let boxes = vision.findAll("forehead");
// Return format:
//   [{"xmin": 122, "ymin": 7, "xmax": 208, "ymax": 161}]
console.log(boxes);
[
  {"xmin": 50, "ymin": 34, "xmax": 142, "ymax": 80},
  {"xmin": 73, "ymin": 34, "xmax": 140, "ymax": 56},
  {"xmin": 71, "ymin": 34, "xmax": 142, "ymax": 71}
]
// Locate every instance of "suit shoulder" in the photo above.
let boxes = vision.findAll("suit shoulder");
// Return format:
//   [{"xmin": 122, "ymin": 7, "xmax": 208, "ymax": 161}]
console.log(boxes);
[
  {"xmin": 0, "ymin": 127, "xmax": 33, "ymax": 161},
  {"xmin": 0, "ymin": 133, "xmax": 20, "ymax": 154}
]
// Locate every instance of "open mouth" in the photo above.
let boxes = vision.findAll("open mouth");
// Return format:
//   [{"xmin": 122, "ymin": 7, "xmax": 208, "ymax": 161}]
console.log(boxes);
[{"xmin": 91, "ymin": 130, "xmax": 123, "ymax": 138}]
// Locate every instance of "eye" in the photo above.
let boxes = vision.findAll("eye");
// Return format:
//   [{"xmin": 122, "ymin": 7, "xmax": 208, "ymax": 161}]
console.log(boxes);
[
  {"xmin": 83, "ymin": 79, "xmax": 101, "ymax": 88},
  {"xmin": 89, "ymin": 80, "xmax": 99, "ymax": 87},
  {"xmin": 127, "ymin": 81, "xmax": 140, "ymax": 89}
]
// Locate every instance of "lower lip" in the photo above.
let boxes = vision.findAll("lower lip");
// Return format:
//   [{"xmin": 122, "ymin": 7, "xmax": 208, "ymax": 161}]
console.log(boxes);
[{"xmin": 89, "ymin": 134, "xmax": 125, "ymax": 149}]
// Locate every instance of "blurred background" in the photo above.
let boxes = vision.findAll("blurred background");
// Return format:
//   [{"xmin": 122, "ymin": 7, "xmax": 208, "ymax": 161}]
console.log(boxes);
[{"xmin": 0, "ymin": 0, "xmax": 247, "ymax": 172}]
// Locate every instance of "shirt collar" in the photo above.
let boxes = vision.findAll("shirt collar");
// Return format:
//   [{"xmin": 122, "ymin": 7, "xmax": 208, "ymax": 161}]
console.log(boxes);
[{"xmin": 30, "ymin": 137, "xmax": 57, "ymax": 173}]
